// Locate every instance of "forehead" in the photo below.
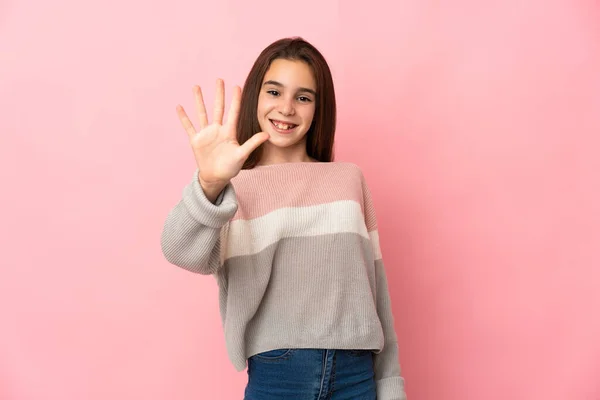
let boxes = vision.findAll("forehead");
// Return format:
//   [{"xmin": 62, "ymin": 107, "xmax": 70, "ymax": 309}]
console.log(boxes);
[{"xmin": 262, "ymin": 59, "xmax": 316, "ymax": 89}]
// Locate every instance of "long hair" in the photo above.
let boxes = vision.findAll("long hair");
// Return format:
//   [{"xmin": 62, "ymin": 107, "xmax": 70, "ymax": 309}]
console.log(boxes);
[{"xmin": 237, "ymin": 37, "xmax": 336, "ymax": 169}]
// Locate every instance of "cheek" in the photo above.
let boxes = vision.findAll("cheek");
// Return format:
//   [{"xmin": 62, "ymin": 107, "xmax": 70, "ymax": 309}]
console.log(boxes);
[
  {"xmin": 303, "ymin": 105, "xmax": 316, "ymax": 123},
  {"xmin": 257, "ymin": 98, "xmax": 275, "ymax": 118}
]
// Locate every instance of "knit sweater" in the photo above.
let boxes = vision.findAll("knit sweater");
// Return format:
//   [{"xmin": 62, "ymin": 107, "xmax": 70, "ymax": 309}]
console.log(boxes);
[{"xmin": 160, "ymin": 161, "xmax": 407, "ymax": 400}]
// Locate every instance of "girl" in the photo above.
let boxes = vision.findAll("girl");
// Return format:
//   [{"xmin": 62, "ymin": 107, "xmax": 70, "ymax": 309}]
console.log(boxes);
[{"xmin": 161, "ymin": 37, "xmax": 407, "ymax": 400}]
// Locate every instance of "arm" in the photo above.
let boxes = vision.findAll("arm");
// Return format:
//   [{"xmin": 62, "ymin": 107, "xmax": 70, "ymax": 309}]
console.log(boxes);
[
  {"xmin": 373, "ymin": 257, "xmax": 407, "ymax": 399},
  {"xmin": 160, "ymin": 169, "xmax": 238, "ymax": 275},
  {"xmin": 361, "ymin": 172, "xmax": 408, "ymax": 400},
  {"xmin": 164, "ymin": 79, "xmax": 268, "ymax": 274}
]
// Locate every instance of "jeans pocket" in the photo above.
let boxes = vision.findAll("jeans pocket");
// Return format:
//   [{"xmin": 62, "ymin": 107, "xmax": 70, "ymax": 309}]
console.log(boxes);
[{"xmin": 252, "ymin": 349, "xmax": 296, "ymax": 361}]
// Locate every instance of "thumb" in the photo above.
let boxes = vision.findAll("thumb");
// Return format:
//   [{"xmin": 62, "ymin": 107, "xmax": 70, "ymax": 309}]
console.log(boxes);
[{"xmin": 239, "ymin": 132, "xmax": 270, "ymax": 158}]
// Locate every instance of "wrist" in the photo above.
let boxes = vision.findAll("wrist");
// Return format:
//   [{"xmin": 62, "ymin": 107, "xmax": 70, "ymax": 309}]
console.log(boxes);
[{"xmin": 198, "ymin": 175, "xmax": 227, "ymax": 203}]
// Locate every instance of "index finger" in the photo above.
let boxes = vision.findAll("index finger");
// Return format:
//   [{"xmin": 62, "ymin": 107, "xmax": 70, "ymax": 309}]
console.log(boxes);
[
  {"xmin": 213, "ymin": 79, "xmax": 225, "ymax": 124},
  {"xmin": 225, "ymin": 85, "xmax": 242, "ymax": 134}
]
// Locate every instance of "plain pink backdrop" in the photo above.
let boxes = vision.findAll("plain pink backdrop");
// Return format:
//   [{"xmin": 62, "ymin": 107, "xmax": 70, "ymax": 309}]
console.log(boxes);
[{"xmin": 1, "ymin": 0, "xmax": 599, "ymax": 399}]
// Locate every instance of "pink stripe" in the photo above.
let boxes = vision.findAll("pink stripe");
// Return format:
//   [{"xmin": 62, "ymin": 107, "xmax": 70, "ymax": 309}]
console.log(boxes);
[{"xmin": 230, "ymin": 162, "xmax": 373, "ymax": 227}]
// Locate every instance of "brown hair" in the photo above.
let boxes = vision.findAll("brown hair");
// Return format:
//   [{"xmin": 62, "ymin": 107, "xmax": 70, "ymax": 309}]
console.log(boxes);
[{"xmin": 237, "ymin": 37, "xmax": 336, "ymax": 169}]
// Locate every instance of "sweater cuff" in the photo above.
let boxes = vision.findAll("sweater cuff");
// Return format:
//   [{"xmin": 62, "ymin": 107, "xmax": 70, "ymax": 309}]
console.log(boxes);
[
  {"xmin": 181, "ymin": 169, "xmax": 238, "ymax": 228},
  {"xmin": 376, "ymin": 376, "xmax": 407, "ymax": 400}
]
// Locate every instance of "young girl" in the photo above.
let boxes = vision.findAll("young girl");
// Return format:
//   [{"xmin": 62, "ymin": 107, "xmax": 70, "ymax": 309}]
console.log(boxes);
[{"xmin": 161, "ymin": 37, "xmax": 407, "ymax": 400}]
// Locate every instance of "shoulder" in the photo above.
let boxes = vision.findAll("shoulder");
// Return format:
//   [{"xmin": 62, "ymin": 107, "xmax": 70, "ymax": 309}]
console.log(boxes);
[
  {"xmin": 330, "ymin": 162, "xmax": 370, "ymax": 190},
  {"xmin": 301, "ymin": 162, "xmax": 371, "ymax": 191},
  {"xmin": 329, "ymin": 161, "xmax": 362, "ymax": 171},
  {"xmin": 325, "ymin": 161, "xmax": 366, "ymax": 178}
]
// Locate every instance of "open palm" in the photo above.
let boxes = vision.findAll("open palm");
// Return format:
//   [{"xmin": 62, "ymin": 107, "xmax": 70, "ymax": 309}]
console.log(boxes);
[{"xmin": 176, "ymin": 79, "xmax": 269, "ymax": 189}]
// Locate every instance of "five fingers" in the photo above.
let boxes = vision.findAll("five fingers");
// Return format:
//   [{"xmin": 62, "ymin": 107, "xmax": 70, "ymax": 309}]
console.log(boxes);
[{"xmin": 177, "ymin": 79, "xmax": 244, "ymax": 140}]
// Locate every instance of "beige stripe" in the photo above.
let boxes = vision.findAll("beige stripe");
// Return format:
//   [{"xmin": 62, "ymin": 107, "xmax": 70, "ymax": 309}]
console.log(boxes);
[{"xmin": 225, "ymin": 200, "xmax": 370, "ymax": 259}]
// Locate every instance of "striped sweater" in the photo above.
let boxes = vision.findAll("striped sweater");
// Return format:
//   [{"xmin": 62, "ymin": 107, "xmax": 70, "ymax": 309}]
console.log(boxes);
[{"xmin": 160, "ymin": 161, "xmax": 407, "ymax": 400}]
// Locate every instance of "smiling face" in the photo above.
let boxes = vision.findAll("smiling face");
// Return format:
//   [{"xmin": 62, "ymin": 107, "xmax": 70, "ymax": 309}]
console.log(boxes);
[{"xmin": 256, "ymin": 58, "xmax": 317, "ymax": 159}]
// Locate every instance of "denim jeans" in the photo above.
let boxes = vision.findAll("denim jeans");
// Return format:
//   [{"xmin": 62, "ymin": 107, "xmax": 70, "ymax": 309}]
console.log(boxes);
[{"xmin": 244, "ymin": 349, "xmax": 376, "ymax": 400}]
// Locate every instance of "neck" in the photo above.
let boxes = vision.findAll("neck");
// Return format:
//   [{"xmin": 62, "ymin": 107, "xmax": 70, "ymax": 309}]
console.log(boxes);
[{"xmin": 258, "ymin": 140, "xmax": 315, "ymax": 166}]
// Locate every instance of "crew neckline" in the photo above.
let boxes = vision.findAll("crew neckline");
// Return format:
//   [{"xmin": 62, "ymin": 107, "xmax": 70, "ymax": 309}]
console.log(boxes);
[{"xmin": 251, "ymin": 161, "xmax": 326, "ymax": 169}]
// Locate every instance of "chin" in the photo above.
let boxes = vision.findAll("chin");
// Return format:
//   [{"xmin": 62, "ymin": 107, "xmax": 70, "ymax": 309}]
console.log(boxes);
[{"xmin": 267, "ymin": 136, "xmax": 303, "ymax": 148}]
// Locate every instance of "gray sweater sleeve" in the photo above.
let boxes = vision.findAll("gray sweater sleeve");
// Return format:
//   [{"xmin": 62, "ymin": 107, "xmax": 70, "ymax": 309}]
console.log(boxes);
[
  {"xmin": 160, "ymin": 170, "xmax": 238, "ymax": 275},
  {"xmin": 373, "ymin": 261, "xmax": 408, "ymax": 400}
]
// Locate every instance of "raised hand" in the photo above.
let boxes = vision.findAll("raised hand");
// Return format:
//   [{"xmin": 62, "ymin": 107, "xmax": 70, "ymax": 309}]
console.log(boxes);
[{"xmin": 176, "ymin": 79, "xmax": 270, "ymax": 202}]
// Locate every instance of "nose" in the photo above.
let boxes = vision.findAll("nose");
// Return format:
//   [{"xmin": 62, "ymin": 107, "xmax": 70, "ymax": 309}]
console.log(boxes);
[{"xmin": 278, "ymin": 97, "xmax": 296, "ymax": 116}]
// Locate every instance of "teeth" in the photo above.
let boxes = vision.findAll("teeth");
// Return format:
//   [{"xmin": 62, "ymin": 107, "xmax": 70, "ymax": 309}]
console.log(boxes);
[{"xmin": 273, "ymin": 121, "xmax": 293, "ymax": 130}]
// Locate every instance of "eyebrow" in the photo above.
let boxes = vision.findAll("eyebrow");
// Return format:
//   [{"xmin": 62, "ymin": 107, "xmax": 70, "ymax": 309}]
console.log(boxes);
[{"xmin": 263, "ymin": 80, "xmax": 317, "ymax": 96}]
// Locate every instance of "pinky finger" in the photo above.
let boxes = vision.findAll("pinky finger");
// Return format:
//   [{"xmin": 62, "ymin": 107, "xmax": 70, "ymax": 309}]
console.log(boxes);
[{"xmin": 176, "ymin": 105, "xmax": 197, "ymax": 138}]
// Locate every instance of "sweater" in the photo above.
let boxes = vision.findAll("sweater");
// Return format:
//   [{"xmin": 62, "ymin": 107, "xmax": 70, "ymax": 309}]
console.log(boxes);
[{"xmin": 160, "ymin": 161, "xmax": 407, "ymax": 400}]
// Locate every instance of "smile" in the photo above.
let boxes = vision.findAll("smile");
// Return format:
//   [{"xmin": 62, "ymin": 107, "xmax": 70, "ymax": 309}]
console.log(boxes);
[{"xmin": 270, "ymin": 119, "xmax": 298, "ymax": 132}]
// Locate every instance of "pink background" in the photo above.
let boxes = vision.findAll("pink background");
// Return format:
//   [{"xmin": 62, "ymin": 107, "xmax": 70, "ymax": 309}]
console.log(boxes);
[{"xmin": 1, "ymin": 0, "xmax": 599, "ymax": 399}]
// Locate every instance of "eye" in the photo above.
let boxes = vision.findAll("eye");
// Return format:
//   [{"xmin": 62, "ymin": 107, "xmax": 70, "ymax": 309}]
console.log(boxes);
[
  {"xmin": 267, "ymin": 90, "xmax": 280, "ymax": 96},
  {"xmin": 298, "ymin": 96, "xmax": 312, "ymax": 103}
]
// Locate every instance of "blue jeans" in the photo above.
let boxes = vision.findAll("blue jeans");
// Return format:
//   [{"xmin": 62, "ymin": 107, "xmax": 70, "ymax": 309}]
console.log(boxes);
[{"xmin": 244, "ymin": 349, "xmax": 376, "ymax": 400}]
